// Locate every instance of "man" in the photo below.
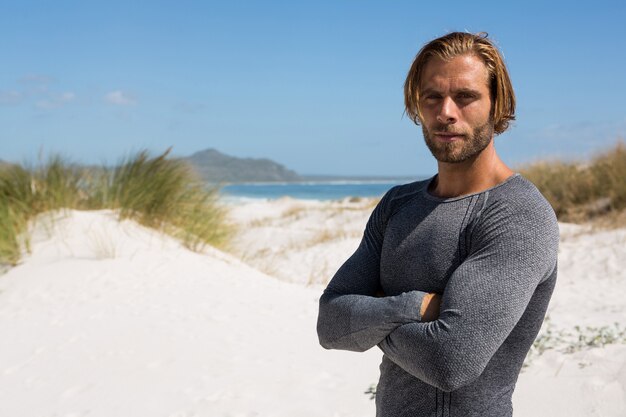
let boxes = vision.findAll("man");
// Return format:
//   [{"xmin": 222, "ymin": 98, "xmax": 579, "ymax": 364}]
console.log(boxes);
[{"xmin": 316, "ymin": 32, "xmax": 559, "ymax": 417}]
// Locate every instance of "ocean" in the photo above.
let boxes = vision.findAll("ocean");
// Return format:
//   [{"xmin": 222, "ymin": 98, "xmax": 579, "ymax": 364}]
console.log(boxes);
[{"xmin": 221, "ymin": 179, "xmax": 422, "ymax": 202}]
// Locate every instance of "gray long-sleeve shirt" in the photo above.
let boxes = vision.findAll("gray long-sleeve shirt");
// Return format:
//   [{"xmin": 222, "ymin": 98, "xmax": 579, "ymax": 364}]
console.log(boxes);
[{"xmin": 317, "ymin": 174, "xmax": 559, "ymax": 417}]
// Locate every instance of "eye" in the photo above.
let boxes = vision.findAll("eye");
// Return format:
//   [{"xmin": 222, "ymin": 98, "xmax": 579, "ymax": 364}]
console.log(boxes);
[
  {"xmin": 422, "ymin": 93, "xmax": 442, "ymax": 102},
  {"xmin": 456, "ymin": 92, "xmax": 478, "ymax": 102}
]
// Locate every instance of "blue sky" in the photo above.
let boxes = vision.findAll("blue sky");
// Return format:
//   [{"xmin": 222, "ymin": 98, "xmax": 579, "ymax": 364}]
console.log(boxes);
[{"xmin": 1, "ymin": 1, "xmax": 625, "ymax": 176}]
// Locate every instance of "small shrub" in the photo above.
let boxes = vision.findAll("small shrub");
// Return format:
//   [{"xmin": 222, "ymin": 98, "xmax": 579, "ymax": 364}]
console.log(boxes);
[
  {"xmin": 523, "ymin": 318, "xmax": 626, "ymax": 369},
  {"xmin": 565, "ymin": 323, "xmax": 626, "ymax": 353}
]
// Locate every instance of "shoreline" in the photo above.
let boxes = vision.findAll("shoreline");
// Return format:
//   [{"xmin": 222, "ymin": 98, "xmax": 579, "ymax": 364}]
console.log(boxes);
[{"xmin": 219, "ymin": 180, "xmax": 411, "ymax": 203}]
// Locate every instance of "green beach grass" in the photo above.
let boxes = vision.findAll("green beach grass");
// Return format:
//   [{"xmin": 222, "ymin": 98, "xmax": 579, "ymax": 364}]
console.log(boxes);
[
  {"xmin": 519, "ymin": 141, "xmax": 626, "ymax": 226},
  {"xmin": 0, "ymin": 149, "xmax": 231, "ymax": 267}
]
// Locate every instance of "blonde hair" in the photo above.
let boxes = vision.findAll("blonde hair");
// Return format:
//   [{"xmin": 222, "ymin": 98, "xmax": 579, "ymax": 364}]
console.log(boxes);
[{"xmin": 404, "ymin": 32, "xmax": 516, "ymax": 135}]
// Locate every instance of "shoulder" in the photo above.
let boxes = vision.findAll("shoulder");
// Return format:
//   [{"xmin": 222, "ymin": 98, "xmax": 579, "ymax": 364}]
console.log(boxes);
[
  {"xmin": 484, "ymin": 174, "xmax": 556, "ymax": 222},
  {"xmin": 365, "ymin": 178, "xmax": 429, "ymax": 233},
  {"xmin": 380, "ymin": 178, "xmax": 430, "ymax": 212},
  {"xmin": 475, "ymin": 174, "xmax": 559, "ymax": 248}
]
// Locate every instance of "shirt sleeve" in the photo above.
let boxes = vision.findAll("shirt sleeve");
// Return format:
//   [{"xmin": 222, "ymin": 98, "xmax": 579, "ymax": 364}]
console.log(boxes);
[
  {"xmin": 377, "ymin": 198, "xmax": 559, "ymax": 391},
  {"xmin": 317, "ymin": 187, "xmax": 428, "ymax": 352}
]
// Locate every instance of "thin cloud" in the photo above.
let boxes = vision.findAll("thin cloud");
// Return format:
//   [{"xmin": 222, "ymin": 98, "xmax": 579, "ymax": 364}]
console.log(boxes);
[
  {"xmin": 104, "ymin": 90, "xmax": 137, "ymax": 106},
  {"xmin": 175, "ymin": 101, "xmax": 206, "ymax": 114},
  {"xmin": 19, "ymin": 74, "xmax": 54, "ymax": 86},
  {"xmin": 19, "ymin": 74, "xmax": 54, "ymax": 95},
  {"xmin": 36, "ymin": 92, "xmax": 76, "ymax": 109},
  {"xmin": 0, "ymin": 90, "xmax": 23, "ymax": 105}
]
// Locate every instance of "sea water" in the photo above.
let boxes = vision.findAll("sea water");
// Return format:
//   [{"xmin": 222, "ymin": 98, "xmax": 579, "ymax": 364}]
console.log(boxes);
[{"xmin": 221, "ymin": 180, "xmax": 421, "ymax": 202}]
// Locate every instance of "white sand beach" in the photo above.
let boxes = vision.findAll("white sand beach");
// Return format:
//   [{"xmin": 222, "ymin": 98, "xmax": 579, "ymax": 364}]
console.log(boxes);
[{"xmin": 0, "ymin": 199, "xmax": 625, "ymax": 416}]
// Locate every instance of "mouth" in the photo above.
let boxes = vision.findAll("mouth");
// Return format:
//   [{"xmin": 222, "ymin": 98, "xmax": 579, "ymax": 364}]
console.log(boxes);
[{"xmin": 433, "ymin": 132, "xmax": 464, "ymax": 142}]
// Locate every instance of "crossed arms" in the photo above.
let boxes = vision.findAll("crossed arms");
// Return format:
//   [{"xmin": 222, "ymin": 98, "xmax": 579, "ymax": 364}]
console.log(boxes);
[{"xmin": 316, "ymin": 193, "xmax": 558, "ymax": 391}]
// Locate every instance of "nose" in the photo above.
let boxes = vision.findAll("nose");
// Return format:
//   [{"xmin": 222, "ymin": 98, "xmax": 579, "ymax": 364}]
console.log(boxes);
[{"xmin": 436, "ymin": 97, "xmax": 458, "ymax": 124}]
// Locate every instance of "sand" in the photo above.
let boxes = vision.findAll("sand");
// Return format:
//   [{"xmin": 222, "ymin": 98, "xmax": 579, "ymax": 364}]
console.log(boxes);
[{"xmin": 0, "ymin": 199, "xmax": 624, "ymax": 416}]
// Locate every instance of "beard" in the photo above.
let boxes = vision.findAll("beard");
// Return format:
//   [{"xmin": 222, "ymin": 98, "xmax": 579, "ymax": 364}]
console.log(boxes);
[{"xmin": 422, "ymin": 119, "xmax": 494, "ymax": 163}]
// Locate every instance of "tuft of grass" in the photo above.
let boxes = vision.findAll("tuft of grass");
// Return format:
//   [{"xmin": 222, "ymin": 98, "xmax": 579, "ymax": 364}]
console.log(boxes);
[
  {"xmin": 0, "ymin": 156, "xmax": 82, "ymax": 266},
  {"xmin": 0, "ymin": 199, "xmax": 28, "ymax": 265},
  {"xmin": 94, "ymin": 149, "xmax": 231, "ymax": 250},
  {"xmin": 0, "ymin": 149, "xmax": 231, "ymax": 267},
  {"xmin": 281, "ymin": 205, "xmax": 306, "ymax": 219},
  {"xmin": 307, "ymin": 228, "xmax": 350, "ymax": 247},
  {"xmin": 519, "ymin": 141, "xmax": 626, "ymax": 225}
]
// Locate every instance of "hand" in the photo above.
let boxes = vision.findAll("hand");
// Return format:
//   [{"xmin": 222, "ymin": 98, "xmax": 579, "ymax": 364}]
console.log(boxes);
[{"xmin": 420, "ymin": 293, "xmax": 441, "ymax": 321}]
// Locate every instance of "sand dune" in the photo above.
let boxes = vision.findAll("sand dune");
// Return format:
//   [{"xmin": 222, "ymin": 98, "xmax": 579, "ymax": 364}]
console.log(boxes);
[{"xmin": 0, "ymin": 201, "xmax": 624, "ymax": 416}]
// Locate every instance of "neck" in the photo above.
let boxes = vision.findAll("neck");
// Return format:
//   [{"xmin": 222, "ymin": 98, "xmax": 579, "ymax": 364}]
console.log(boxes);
[{"xmin": 429, "ymin": 141, "xmax": 514, "ymax": 198}]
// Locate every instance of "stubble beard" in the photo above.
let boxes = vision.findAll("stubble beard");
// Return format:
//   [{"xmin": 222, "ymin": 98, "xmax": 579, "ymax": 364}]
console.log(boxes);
[{"xmin": 422, "ymin": 120, "xmax": 495, "ymax": 163}]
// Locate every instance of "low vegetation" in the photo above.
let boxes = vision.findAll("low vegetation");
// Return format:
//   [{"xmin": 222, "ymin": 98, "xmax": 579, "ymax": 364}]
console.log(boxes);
[
  {"xmin": 523, "ymin": 317, "xmax": 626, "ymax": 369},
  {"xmin": 0, "ymin": 149, "xmax": 231, "ymax": 267},
  {"xmin": 519, "ymin": 141, "xmax": 626, "ymax": 225}
]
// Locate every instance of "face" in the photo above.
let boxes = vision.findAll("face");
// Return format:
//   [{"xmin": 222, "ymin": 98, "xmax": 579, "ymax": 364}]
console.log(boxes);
[{"xmin": 418, "ymin": 54, "xmax": 494, "ymax": 163}]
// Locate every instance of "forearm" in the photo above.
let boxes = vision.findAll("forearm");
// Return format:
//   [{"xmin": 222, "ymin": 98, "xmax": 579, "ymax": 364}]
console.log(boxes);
[
  {"xmin": 378, "ymin": 319, "xmax": 482, "ymax": 391},
  {"xmin": 317, "ymin": 289, "xmax": 427, "ymax": 352}
]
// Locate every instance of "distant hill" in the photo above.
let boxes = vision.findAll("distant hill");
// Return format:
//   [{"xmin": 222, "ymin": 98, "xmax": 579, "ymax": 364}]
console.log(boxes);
[{"xmin": 183, "ymin": 149, "xmax": 301, "ymax": 183}]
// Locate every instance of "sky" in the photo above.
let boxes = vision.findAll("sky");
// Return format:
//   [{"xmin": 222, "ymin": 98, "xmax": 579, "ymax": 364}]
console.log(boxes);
[{"xmin": 1, "ymin": 1, "xmax": 625, "ymax": 176}]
